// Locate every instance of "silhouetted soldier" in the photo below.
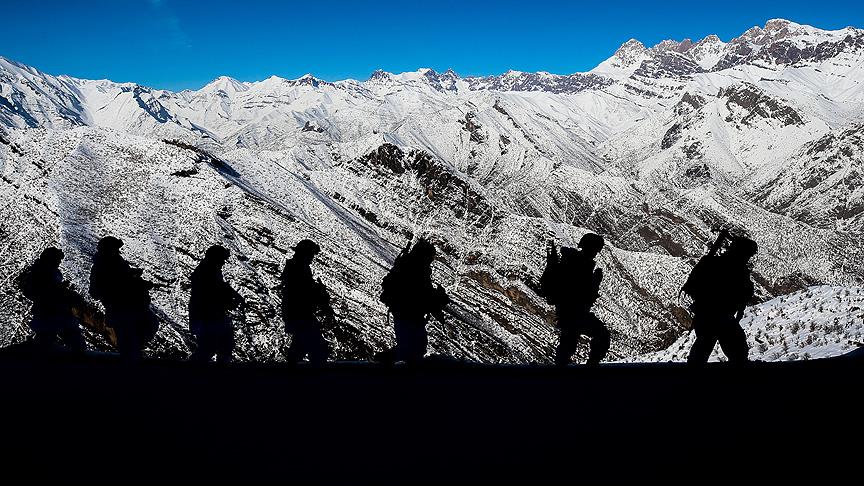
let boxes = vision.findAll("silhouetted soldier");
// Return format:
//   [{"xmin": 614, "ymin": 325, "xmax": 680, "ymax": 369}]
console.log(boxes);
[
  {"xmin": 89, "ymin": 236, "xmax": 158, "ymax": 359},
  {"xmin": 280, "ymin": 239, "xmax": 332, "ymax": 364},
  {"xmin": 189, "ymin": 245, "xmax": 245, "ymax": 364},
  {"xmin": 682, "ymin": 229, "xmax": 757, "ymax": 365},
  {"xmin": 379, "ymin": 238, "xmax": 449, "ymax": 364},
  {"xmin": 18, "ymin": 247, "xmax": 85, "ymax": 352},
  {"xmin": 540, "ymin": 234, "xmax": 609, "ymax": 366}
]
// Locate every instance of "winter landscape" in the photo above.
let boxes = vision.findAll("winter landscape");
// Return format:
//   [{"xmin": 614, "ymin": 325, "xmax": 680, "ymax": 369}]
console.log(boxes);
[{"xmin": 2, "ymin": 18, "xmax": 863, "ymax": 364}]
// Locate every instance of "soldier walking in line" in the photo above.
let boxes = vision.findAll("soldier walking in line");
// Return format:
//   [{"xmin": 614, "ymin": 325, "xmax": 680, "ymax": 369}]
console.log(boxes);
[
  {"xmin": 280, "ymin": 239, "xmax": 332, "ymax": 364},
  {"xmin": 189, "ymin": 245, "xmax": 245, "ymax": 364},
  {"xmin": 540, "ymin": 234, "xmax": 610, "ymax": 366},
  {"xmin": 18, "ymin": 247, "xmax": 85, "ymax": 352},
  {"xmin": 89, "ymin": 236, "xmax": 158, "ymax": 359},
  {"xmin": 682, "ymin": 229, "xmax": 757, "ymax": 365},
  {"xmin": 378, "ymin": 238, "xmax": 449, "ymax": 364}
]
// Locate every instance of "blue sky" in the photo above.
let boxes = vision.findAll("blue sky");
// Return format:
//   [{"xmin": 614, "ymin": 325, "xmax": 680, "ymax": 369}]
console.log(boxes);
[{"xmin": 2, "ymin": 0, "xmax": 863, "ymax": 90}]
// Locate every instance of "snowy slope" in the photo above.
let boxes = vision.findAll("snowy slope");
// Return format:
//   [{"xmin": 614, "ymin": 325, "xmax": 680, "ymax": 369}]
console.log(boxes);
[{"xmin": 637, "ymin": 286, "xmax": 864, "ymax": 362}]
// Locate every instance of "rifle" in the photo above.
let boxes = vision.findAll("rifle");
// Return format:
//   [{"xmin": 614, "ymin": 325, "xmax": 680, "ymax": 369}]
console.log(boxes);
[
  {"xmin": 706, "ymin": 227, "xmax": 731, "ymax": 258},
  {"xmin": 679, "ymin": 227, "xmax": 731, "ymax": 317}
]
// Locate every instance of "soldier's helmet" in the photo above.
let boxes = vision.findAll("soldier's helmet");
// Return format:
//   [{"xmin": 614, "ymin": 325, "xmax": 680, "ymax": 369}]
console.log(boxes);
[
  {"xmin": 292, "ymin": 239, "xmax": 321, "ymax": 256},
  {"xmin": 39, "ymin": 247, "xmax": 64, "ymax": 266},
  {"xmin": 205, "ymin": 244, "xmax": 231, "ymax": 262},
  {"xmin": 411, "ymin": 238, "xmax": 436, "ymax": 263},
  {"xmin": 728, "ymin": 236, "xmax": 758, "ymax": 260},
  {"xmin": 97, "ymin": 236, "xmax": 123, "ymax": 252},
  {"xmin": 577, "ymin": 233, "xmax": 605, "ymax": 256}
]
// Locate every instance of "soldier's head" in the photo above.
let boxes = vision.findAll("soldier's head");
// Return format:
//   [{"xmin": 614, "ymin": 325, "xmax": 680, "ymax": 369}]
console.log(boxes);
[
  {"xmin": 97, "ymin": 236, "xmax": 123, "ymax": 254},
  {"xmin": 39, "ymin": 247, "xmax": 64, "ymax": 268},
  {"xmin": 204, "ymin": 245, "xmax": 230, "ymax": 266},
  {"xmin": 411, "ymin": 238, "xmax": 436, "ymax": 266},
  {"xmin": 292, "ymin": 239, "xmax": 321, "ymax": 265},
  {"xmin": 726, "ymin": 236, "xmax": 758, "ymax": 263},
  {"xmin": 577, "ymin": 233, "xmax": 604, "ymax": 259}
]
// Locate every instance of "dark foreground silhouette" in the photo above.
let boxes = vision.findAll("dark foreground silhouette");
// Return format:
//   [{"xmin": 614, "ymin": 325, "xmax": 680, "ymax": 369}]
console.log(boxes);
[
  {"xmin": 376, "ymin": 238, "xmax": 450, "ymax": 363},
  {"xmin": 682, "ymin": 229, "xmax": 758, "ymax": 365},
  {"xmin": 280, "ymin": 239, "xmax": 333, "ymax": 364},
  {"xmin": 189, "ymin": 245, "xmax": 245, "ymax": 363},
  {"xmin": 541, "ymin": 234, "xmax": 610, "ymax": 365},
  {"xmin": 0, "ymin": 348, "xmax": 859, "ymax": 481},
  {"xmin": 14, "ymin": 230, "xmax": 770, "ymax": 368},
  {"xmin": 17, "ymin": 247, "xmax": 85, "ymax": 352},
  {"xmin": 89, "ymin": 236, "xmax": 158, "ymax": 358}
]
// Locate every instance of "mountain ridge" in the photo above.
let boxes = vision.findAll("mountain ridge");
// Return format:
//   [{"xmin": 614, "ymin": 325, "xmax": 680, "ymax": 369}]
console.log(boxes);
[{"xmin": 1, "ymin": 18, "xmax": 862, "ymax": 363}]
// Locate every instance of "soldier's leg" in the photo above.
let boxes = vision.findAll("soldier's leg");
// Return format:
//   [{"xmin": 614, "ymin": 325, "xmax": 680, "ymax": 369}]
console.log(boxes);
[
  {"xmin": 215, "ymin": 329, "xmax": 235, "ymax": 364},
  {"xmin": 583, "ymin": 314, "xmax": 610, "ymax": 365},
  {"xmin": 138, "ymin": 309, "xmax": 159, "ymax": 350},
  {"xmin": 30, "ymin": 317, "xmax": 56, "ymax": 349},
  {"xmin": 718, "ymin": 323, "xmax": 749, "ymax": 364},
  {"xmin": 114, "ymin": 326, "xmax": 135, "ymax": 358},
  {"xmin": 395, "ymin": 316, "xmax": 425, "ymax": 363},
  {"xmin": 31, "ymin": 316, "xmax": 64, "ymax": 351},
  {"xmin": 555, "ymin": 326, "xmax": 579, "ymax": 366},
  {"xmin": 58, "ymin": 317, "xmax": 85, "ymax": 352},
  {"xmin": 33, "ymin": 331, "xmax": 57, "ymax": 350},
  {"xmin": 190, "ymin": 331, "xmax": 217, "ymax": 362},
  {"xmin": 306, "ymin": 326, "xmax": 329, "ymax": 365},
  {"xmin": 285, "ymin": 330, "xmax": 305, "ymax": 363},
  {"xmin": 115, "ymin": 312, "xmax": 143, "ymax": 359},
  {"xmin": 687, "ymin": 318, "xmax": 718, "ymax": 366},
  {"xmin": 393, "ymin": 316, "xmax": 411, "ymax": 361}
]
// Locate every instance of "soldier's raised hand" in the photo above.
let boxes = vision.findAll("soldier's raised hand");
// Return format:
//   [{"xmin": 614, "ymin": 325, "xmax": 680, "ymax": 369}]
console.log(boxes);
[{"xmin": 546, "ymin": 241, "xmax": 558, "ymax": 264}]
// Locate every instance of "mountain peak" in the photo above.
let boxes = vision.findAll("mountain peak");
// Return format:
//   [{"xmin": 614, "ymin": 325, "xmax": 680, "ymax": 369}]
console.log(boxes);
[
  {"xmin": 689, "ymin": 34, "xmax": 728, "ymax": 70},
  {"xmin": 697, "ymin": 34, "xmax": 723, "ymax": 45},
  {"xmin": 368, "ymin": 69, "xmax": 391, "ymax": 82},
  {"xmin": 613, "ymin": 39, "xmax": 648, "ymax": 63},
  {"xmin": 652, "ymin": 39, "xmax": 695, "ymax": 54},
  {"xmin": 200, "ymin": 76, "xmax": 247, "ymax": 94},
  {"xmin": 289, "ymin": 73, "xmax": 328, "ymax": 88},
  {"xmin": 764, "ymin": 18, "xmax": 797, "ymax": 30},
  {"xmin": 590, "ymin": 38, "xmax": 651, "ymax": 77},
  {"xmin": 616, "ymin": 39, "xmax": 646, "ymax": 54}
]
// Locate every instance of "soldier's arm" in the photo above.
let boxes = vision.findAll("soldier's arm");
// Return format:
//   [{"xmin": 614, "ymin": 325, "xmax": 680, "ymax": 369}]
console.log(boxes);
[
  {"xmin": 430, "ymin": 308, "xmax": 448, "ymax": 326},
  {"xmin": 706, "ymin": 229, "xmax": 729, "ymax": 258}
]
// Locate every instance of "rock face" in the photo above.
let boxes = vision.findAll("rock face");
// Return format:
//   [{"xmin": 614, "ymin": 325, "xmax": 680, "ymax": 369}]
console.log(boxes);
[
  {"xmin": 748, "ymin": 124, "xmax": 864, "ymax": 233},
  {"xmin": 1, "ymin": 19, "xmax": 863, "ymax": 363}
]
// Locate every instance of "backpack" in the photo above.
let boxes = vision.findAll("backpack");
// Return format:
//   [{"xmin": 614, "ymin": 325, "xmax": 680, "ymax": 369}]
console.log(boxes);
[
  {"xmin": 16, "ymin": 263, "xmax": 38, "ymax": 301},
  {"xmin": 682, "ymin": 256, "xmax": 714, "ymax": 302},
  {"xmin": 379, "ymin": 243, "xmax": 412, "ymax": 310},
  {"xmin": 539, "ymin": 266, "xmax": 560, "ymax": 306},
  {"xmin": 540, "ymin": 247, "xmax": 600, "ymax": 309}
]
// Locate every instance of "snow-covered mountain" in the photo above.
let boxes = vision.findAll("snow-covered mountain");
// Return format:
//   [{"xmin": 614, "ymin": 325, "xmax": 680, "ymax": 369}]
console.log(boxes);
[{"xmin": 1, "ymin": 18, "xmax": 862, "ymax": 362}]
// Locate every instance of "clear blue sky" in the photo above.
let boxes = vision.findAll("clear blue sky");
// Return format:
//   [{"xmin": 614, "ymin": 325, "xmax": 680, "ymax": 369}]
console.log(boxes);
[{"xmin": 2, "ymin": 0, "xmax": 862, "ymax": 90}]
